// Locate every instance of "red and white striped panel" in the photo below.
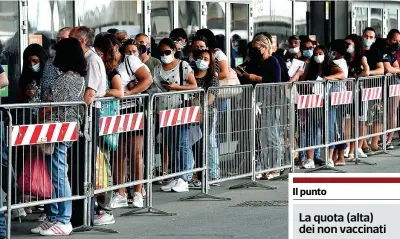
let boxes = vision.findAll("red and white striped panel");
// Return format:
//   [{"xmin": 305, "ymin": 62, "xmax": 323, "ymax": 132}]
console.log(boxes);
[
  {"xmin": 159, "ymin": 106, "xmax": 201, "ymax": 128},
  {"xmin": 389, "ymin": 84, "xmax": 400, "ymax": 97},
  {"xmin": 297, "ymin": 94, "xmax": 324, "ymax": 109},
  {"xmin": 331, "ymin": 91, "xmax": 353, "ymax": 106},
  {"xmin": 99, "ymin": 113, "xmax": 144, "ymax": 136},
  {"xmin": 11, "ymin": 122, "xmax": 78, "ymax": 146},
  {"xmin": 362, "ymin": 87, "xmax": 382, "ymax": 101}
]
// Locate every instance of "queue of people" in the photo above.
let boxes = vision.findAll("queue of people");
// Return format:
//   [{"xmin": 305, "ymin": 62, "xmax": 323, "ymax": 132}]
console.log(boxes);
[{"xmin": 0, "ymin": 24, "xmax": 400, "ymax": 238}]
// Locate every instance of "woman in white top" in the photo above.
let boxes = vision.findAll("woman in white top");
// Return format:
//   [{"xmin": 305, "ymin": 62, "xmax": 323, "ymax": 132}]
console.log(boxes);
[
  {"xmin": 196, "ymin": 29, "xmax": 229, "ymax": 80},
  {"xmin": 153, "ymin": 38, "xmax": 197, "ymax": 193},
  {"xmin": 102, "ymin": 34, "xmax": 152, "ymax": 210}
]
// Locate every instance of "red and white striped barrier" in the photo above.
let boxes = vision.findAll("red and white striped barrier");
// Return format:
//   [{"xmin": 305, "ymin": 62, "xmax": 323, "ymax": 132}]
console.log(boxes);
[
  {"xmin": 99, "ymin": 113, "xmax": 144, "ymax": 136},
  {"xmin": 159, "ymin": 106, "xmax": 201, "ymax": 128},
  {"xmin": 331, "ymin": 91, "xmax": 353, "ymax": 106},
  {"xmin": 297, "ymin": 94, "xmax": 324, "ymax": 109},
  {"xmin": 11, "ymin": 122, "xmax": 78, "ymax": 146},
  {"xmin": 389, "ymin": 84, "xmax": 400, "ymax": 97},
  {"xmin": 362, "ymin": 87, "xmax": 382, "ymax": 101}
]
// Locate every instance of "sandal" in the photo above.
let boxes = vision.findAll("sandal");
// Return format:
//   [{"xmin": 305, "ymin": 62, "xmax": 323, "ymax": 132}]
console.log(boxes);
[
  {"xmin": 334, "ymin": 161, "xmax": 346, "ymax": 166},
  {"xmin": 371, "ymin": 146, "xmax": 382, "ymax": 152}
]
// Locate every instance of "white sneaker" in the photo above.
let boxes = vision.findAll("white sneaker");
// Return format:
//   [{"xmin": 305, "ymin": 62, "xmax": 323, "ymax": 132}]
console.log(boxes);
[
  {"xmin": 327, "ymin": 158, "xmax": 335, "ymax": 167},
  {"xmin": 171, "ymin": 178, "xmax": 189, "ymax": 193},
  {"xmin": 110, "ymin": 193, "xmax": 128, "ymax": 209},
  {"xmin": 255, "ymin": 174, "xmax": 262, "ymax": 180},
  {"xmin": 94, "ymin": 211, "xmax": 115, "ymax": 226},
  {"xmin": 39, "ymin": 222, "xmax": 72, "ymax": 236},
  {"xmin": 31, "ymin": 219, "xmax": 56, "ymax": 234},
  {"xmin": 357, "ymin": 148, "xmax": 368, "ymax": 158},
  {"xmin": 132, "ymin": 192, "xmax": 144, "ymax": 208},
  {"xmin": 344, "ymin": 147, "xmax": 349, "ymax": 158},
  {"xmin": 11, "ymin": 208, "xmax": 27, "ymax": 219},
  {"xmin": 160, "ymin": 179, "xmax": 178, "ymax": 192},
  {"xmin": 301, "ymin": 159, "xmax": 315, "ymax": 169}
]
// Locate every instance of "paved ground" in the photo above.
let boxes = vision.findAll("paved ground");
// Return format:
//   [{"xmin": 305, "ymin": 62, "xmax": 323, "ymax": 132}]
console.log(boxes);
[{"xmin": 8, "ymin": 146, "xmax": 400, "ymax": 239}]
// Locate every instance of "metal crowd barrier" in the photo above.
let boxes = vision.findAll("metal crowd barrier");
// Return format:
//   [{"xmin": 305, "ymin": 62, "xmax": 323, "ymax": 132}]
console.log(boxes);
[
  {"xmin": 3, "ymin": 74, "xmax": 400, "ymax": 238},
  {"xmin": 0, "ymin": 101, "xmax": 88, "ymax": 239}
]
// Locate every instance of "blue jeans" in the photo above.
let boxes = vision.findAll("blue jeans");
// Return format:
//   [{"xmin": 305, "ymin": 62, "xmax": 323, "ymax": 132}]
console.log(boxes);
[
  {"xmin": 175, "ymin": 126, "xmax": 195, "ymax": 181},
  {"xmin": 46, "ymin": 143, "xmax": 72, "ymax": 224},
  {"xmin": 329, "ymin": 106, "xmax": 346, "ymax": 150},
  {"xmin": 0, "ymin": 137, "xmax": 6, "ymax": 235}
]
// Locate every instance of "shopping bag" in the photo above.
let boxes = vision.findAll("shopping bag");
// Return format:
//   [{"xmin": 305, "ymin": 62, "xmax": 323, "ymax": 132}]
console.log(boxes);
[
  {"xmin": 95, "ymin": 147, "xmax": 108, "ymax": 189},
  {"xmin": 17, "ymin": 157, "xmax": 53, "ymax": 199}
]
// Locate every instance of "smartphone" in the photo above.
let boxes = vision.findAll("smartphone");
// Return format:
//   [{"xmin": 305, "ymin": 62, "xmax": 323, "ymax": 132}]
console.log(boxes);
[
  {"xmin": 237, "ymin": 66, "xmax": 247, "ymax": 75},
  {"xmin": 159, "ymin": 79, "xmax": 170, "ymax": 85}
]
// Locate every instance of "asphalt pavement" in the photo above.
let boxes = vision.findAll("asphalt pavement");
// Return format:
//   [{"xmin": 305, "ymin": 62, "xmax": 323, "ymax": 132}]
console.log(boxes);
[{"xmin": 9, "ymin": 145, "xmax": 400, "ymax": 239}]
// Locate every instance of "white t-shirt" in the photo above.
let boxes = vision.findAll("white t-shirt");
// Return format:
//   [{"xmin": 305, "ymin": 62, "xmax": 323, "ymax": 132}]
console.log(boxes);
[
  {"xmin": 215, "ymin": 50, "xmax": 228, "ymax": 62},
  {"xmin": 118, "ymin": 55, "xmax": 149, "ymax": 91},
  {"xmin": 333, "ymin": 59, "xmax": 348, "ymax": 78}
]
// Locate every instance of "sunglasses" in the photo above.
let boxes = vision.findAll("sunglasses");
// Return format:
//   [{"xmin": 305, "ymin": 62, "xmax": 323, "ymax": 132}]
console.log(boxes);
[{"xmin": 161, "ymin": 50, "xmax": 173, "ymax": 56}]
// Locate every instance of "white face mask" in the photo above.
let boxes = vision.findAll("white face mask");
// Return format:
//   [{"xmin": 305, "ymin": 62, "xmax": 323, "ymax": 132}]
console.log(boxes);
[
  {"xmin": 195, "ymin": 59, "xmax": 209, "ymax": 71},
  {"xmin": 161, "ymin": 54, "xmax": 174, "ymax": 64},
  {"xmin": 32, "ymin": 63, "xmax": 40, "ymax": 72},
  {"xmin": 288, "ymin": 47, "xmax": 300, "ymax": 54},
  {"xmin": 314, "ymin": 55, "xmax": 325, "ymax": 64},
  {"xmin": 347, "ymin": 45, "xmax": 355, "ymax": 54}
]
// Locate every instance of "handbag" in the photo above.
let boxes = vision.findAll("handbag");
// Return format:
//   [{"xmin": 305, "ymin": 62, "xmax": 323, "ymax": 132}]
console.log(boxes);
[
  {"xmin": 218, "ymin": 68, "xmax": 243, "ymax": 98},
  {"xmin": 101, "ymin": 77, "xmax": 119, "ymax": 150},
  {"xmin": 18, "ymin": 157, "xmax": 54, "ymax": 199}
]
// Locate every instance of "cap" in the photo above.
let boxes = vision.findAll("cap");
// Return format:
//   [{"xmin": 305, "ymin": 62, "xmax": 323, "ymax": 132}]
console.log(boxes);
[{"xmin": 289, "ymin": 35, "xmax": 300, "ymax": 42}]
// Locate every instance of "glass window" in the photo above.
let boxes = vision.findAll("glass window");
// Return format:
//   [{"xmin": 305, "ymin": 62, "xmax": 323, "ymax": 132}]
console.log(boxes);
[
  {"xmin": 371, "ymin": 8, "xmax": 383, "ymax": 38},
  {"xmin": 151, "ymin": 1, "xmax": 173, "ymax": 43},
  {"xmin": 178, "ymin": 1, "xmax": 200, "ymax": 37},
  {"xmin": 254, "ymin": 0, "xmax": 292, "ymax": 50},
  {"xmin": 354, "ymin": 7, "xmax": 368, "ymax": 36},
  {"xmin": 0, "ymin": 1, "xmax": 20, "ymax": 104},
  {"xmin": 388, "ymin": 9, "xmax": 398, "ymax": 33},
  {"xmin": 28, "ymin": 0, "xmax": 74, "ymax": 53},
  {"xmin": 230, "ymin": 3, "xmax": 249, "ymax": 67},
  {"xmin": 294, "ymin": 1, "xmax": 307, "ymax": 36},
  {"xmin": 76, "ymin": 0, "xmax": 144, "ymax": 37},
  {"xmin": 207, "ymin": 2, "xmax": 226, "ymax": 52}
]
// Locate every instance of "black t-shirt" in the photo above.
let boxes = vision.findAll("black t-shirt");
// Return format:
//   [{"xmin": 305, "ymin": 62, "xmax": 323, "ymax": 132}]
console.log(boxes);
[
  {"xmin": 107, "ymin": 69, "xmax": 119, "ymax": 84},
  {"xmin": 363, "ymin": 48, "xmax": 382, "ymax": 71},
  {"xmin": 381, "ymin": 44, "xmax": 397, "ymax": 66},
  {"xmin": 0, "ymin": 65, "xmax": 4, "ymax": 74},
  {"xmin": 246, "ymin": 56, "xmax": 281, "ymax": 84}
]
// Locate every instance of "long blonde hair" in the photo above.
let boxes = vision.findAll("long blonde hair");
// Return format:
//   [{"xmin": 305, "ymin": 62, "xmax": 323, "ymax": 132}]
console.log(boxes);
[{"xmin": 252, "ymin": 34, "xmax": 272, "ymax": 56}]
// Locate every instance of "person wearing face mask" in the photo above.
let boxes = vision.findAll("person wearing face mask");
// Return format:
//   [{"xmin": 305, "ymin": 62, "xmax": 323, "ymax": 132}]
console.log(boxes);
[
  {"xmin": 236, "ymin": 33, "xmax": 283, "ymax": 179},
  {"xmin": 231, "ymin": 34, "xmax": 242, "ymax": 67},
  {"xmin": 18, "ymin": 43, "xmax": 48, "ymax": 104},
  {"xmin": 153, "ymin": 38, "xmax": 197, "ymax": 193},
  {"xmin": 99, "ymin": 34, "xmax": 152, "ymax": 210},
  {"xmin": 344, "ymin": 34, "xmax": 370, "ymax": 160},
  {"xmin": 361, "ymin": 27, "xmax": 384, "ymax": 152},
  {"xmin": 283, "ymin": 35, "xmax": 302, "ymax": 67},
  {"xmin": 135, "ymin": 33, "xmax": 161, "ymax": 76},
  {"xmin": 380, "ymin": 29, "xmax": 400, "ymax": 150},
  {"xmin": 289, "ymin": 38, "xmax": 314, "ymax": 82},
  {"xmin": 191, "ymin": 49, "xmax": 220, "ymax": 187}
]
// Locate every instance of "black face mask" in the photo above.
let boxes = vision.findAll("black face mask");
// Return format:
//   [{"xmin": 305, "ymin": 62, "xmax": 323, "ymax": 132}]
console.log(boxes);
[
  {"xmin": 174, "ymin": 51, "xmax": 184, "ymax": 59},
  {"xmin": 252, "ymin": 48, "xmax": 262, "ymax": 61},
  {"xmin": 138, "ymin": 45, "xmax": 148, "ymax": 55},
  {"xmin": 391, "ymin": 43, "xmax": 399, "ymax": 52}
]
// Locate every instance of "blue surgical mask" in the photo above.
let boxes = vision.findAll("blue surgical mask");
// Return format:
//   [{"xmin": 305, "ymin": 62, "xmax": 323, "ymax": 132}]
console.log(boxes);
[
  {"xmin": 232, "ymin": 43, "xmax": 238, "ymax": 52},
  {"xmin": 363, "ymin": 38, "xmax": 374, "ymax": 48},
  {"xmin": 32, "ymin": 63, "xmax": 40, "ymax": 73},
  {"xmin": 195, "ymin": 59, "xmax": 209, "ymax": 71},
  {"xmin": 302, "ymin": 50, "xmax": 313, "ymax": 59}
]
